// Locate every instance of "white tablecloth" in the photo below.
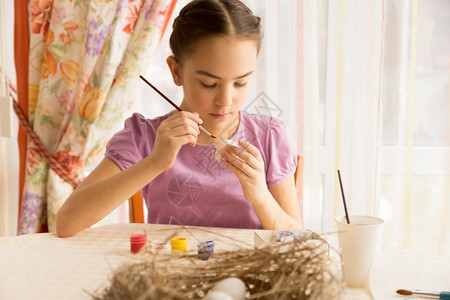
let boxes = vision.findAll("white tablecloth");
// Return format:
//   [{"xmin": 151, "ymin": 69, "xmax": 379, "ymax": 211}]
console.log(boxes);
[
  {"xmin": 0, "ymin": 223, "xmax": 449, "ymax": 299},
  {"xmin": 370, "ymin": 249, "xmax": 450, "ymax": 299}
]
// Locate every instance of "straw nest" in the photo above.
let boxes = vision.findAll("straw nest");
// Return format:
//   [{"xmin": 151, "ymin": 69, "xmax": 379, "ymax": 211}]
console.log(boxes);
[{"xmin": 92, "ymin": 231, "xmax": 343, "ymax": 300}]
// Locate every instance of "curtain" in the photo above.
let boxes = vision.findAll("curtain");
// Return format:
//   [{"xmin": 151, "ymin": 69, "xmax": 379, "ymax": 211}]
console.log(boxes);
[
  {"xmin": 14, "ymin": 0, "xmax": 30, "ymax": 234},
  {"xmin": 293, "ymin": 0, "xmax": 449, "ymax": 256},
  {"xmin": 139, "ymin": 0, "xmax": 450, "ymax": 256},
  {"xmin": 326, "ymin": 0, "xmax": 449, "ymax": 256},
  {"xmin": 17, "ymin": 0, "xmax": 177, "ymax": 234},
  {"xmin": 380, "ymin": 0, "xmax": 450, "ymax": 255}
]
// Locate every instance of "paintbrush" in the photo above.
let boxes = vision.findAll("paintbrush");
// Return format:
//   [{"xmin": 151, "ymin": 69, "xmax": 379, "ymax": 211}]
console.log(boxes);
[
  {"xmin": 337, "ymin": 170, "xmax": 350, "ymax": 224},
  {"xmin": 396, "ymin": 289, "xmax": 450, "ymax": 299},
  {"xmin": 139, "ymin": 75, "xmax": 217, "ymax": 139}
]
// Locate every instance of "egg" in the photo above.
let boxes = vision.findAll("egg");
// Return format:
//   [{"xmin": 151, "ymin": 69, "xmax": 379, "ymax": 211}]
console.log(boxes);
[
  {"xmin": 203, "ymin": 290, "xmax": 234, "ymax": 300},
  {"xmin": 213, "ymin": 139, "xmax": 239, "ymax": 162},
  {"xmin": 203, "ymin": 277, "xmax": 246, "ymax": 300}
]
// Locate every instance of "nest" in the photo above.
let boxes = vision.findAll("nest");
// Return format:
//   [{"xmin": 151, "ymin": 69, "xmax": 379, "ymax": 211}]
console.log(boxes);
[{"xmin": 92, "ymin": 230, "xmax": 343, "ymax": 300}]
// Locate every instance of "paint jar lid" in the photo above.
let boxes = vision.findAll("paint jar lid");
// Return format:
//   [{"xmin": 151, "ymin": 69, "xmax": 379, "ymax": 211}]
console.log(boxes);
[
  {"xmin": 197, "ymin": 240, "xmax": 215, "ymax": 249},
  {"xmin": 171, "ymin": 237, "xmax": 188, "ymax": 245}
]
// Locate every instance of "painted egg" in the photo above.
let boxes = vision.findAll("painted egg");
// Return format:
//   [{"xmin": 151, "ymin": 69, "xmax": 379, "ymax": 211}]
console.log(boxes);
[{"xmin": 213, "ymin": 139, "xmax": 239, "ymax": 162}]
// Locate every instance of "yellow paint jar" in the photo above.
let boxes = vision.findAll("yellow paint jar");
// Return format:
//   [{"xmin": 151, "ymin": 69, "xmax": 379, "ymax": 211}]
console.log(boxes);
[{"xmin": 171, "ymin": 237, "xmax": 188, "ymax": 254}]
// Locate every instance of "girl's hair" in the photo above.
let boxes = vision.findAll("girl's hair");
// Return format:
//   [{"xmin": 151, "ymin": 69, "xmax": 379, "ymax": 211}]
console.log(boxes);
[{"xmin": 169, "ymin": 0, "xmax": 262, "ymax": 64}]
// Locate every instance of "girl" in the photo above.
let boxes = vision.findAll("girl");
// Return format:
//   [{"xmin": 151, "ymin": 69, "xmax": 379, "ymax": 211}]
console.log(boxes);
[{"xmin": 56, "ymin": 0, "xmax": 301, "ymax": 237}]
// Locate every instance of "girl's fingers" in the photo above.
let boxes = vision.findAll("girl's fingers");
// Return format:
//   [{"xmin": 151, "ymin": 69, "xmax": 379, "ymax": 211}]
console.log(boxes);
[
  {"xmin": 223, "ymin": 149, "xmax": 262, "ymax": 179},
  {"xmin": 224, "ymin": 140, "xmax": 261, "ymax": 169},
  {"xmin": 168, "ymin": 123, "xmax": 200, "ymax": 137},
  {"xmin": 238, "ymin": 139, "xmax": 262, "ymax": 160},
  {"xmin": 158, "ymin": 112, "xmax": 202, "ymax": 147},
  {"xmin": 163, "ymin": 116, "xmax": 201, "ymax": 135},
  {"xmin": 177, "ymin": 134, "xmax": 198, "ymax": 147},
  {"xmin": 221, "ymin": 152, "xmax": 252, "ymax": 179},
  {"xmin": 169, "ymin": 111, "xmax": 203, "ymax": 125}
]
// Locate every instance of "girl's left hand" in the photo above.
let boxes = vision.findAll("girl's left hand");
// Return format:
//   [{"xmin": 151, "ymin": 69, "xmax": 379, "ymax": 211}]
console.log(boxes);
[{"xmin": 221, "ymin": 139, "xmax": 267, "ymax": 203}]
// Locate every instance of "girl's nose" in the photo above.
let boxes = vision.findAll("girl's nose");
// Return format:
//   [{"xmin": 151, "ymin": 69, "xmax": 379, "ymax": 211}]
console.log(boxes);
[{"xmin": 214, "ymin": 86, "xmax": 233, "ymax": 106}]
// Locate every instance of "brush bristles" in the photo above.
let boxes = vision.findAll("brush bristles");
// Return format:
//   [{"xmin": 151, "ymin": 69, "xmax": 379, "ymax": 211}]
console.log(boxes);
[{"xmin": 396, "ymin": 289, "xmax": 413, "ymax": 295}]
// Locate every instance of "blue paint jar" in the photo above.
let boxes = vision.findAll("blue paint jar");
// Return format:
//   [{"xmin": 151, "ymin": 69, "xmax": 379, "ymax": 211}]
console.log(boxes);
[{"xmin": 197, "ymin": 240, "xmax": 215, "ymax": 260}]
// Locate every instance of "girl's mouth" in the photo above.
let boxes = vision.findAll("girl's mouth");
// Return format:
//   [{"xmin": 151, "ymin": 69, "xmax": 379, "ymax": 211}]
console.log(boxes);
[{"xmin": 210, "ymin": 113, "xmax": 230, "ymax": 119}]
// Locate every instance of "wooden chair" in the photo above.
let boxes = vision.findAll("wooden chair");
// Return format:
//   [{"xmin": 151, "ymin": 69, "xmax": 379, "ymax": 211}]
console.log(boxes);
[
  {"xmin": 129, "ymin": 155, "xmax": 305, "ymax": 223},
  {"xmin": 129, "ymin": 190, "xmax": 145, "ymax": 223}
]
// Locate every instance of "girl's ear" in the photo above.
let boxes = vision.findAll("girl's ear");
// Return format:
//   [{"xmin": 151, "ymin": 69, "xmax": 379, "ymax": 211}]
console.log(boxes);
[{"xmin": 166, "ymin": 56, "xmax": 182, "ymax": 86}]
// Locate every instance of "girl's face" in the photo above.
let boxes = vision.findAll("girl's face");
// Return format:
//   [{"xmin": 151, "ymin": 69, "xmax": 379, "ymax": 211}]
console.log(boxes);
[{"xmin": 168, "ymin": 36, "xmax": 258, "ymax": 140}]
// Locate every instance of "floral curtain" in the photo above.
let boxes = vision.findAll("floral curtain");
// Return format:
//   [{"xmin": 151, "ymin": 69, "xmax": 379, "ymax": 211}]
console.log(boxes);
[{"xmin": 18, "ymin": 0, "xmax": 176, "ymax": 234}]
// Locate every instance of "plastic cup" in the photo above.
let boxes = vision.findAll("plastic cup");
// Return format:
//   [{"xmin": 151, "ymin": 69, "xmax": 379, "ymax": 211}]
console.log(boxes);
[
  {"xmin": 130, "ymin": 234, "xmax": 147, "ymax": 254},
  {"xmin": 171, "ymin": 237, "xmax": 188, "ymax": 254},
  {"xmin": 197, "ymin": 240, "xmax": 215, "ymax": 260},
  {"xmin": 335, "ymin": 215, "xmax": 384, "ymax": 288}
]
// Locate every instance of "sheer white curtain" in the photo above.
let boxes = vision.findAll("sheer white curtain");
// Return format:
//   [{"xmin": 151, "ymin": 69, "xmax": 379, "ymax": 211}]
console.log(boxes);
[
  {"xmin": 380, "ymin": 0, "xmax": 450, "ymax": 255},
  {"xmin": 245, "ymin": 0, "xmax": 385, "ymax": 234},
  {"xmin": 303, "ymin": 0, "xmax": 449, "ymax": 255},
  {"xmin": 136, "ymin": 0, "xmax": 449, "ymax": 255}
]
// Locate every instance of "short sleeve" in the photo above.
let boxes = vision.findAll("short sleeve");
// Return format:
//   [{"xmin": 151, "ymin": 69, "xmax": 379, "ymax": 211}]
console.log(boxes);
[
  {"xmin": 265, "ymin": 118, "xmax": 298, "ymax": 186},
  {"xmin": 105, "ymin": 113, "xmax": 151, "ymax": 171}
]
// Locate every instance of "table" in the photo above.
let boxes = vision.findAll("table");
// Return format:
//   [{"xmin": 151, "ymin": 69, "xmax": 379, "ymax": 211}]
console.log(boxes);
[{"xmin": 0, "ymin": 223, "xmax": 449, "ymax": 299}]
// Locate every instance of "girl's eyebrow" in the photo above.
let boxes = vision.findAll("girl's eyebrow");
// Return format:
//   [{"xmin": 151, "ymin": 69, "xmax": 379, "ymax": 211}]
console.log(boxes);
[{"xmin": 195, "ymin": 70, "xmax": 254, "ymax": 80}]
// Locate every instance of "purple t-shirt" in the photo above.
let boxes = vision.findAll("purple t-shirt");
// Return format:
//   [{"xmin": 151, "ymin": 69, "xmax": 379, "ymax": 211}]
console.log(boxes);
[{"xmin": 105, "ymin": 111, "xmax": 297, "ymax": 229}]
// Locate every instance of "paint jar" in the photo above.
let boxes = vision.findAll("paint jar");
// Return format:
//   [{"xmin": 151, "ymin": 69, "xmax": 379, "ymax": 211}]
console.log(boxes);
[
  {"xmin": 171, "ymin": 237, "xmax": 188, "ymax": 254},
  {"xmin": 275, "ymin": 231, "xmax": 294, "ymax": 243},
  {"xmin": 152, "ymin": 240, "xmax": 168, "ymax": 250},
  {"xmin": 197, "ymin": 240, "xmax": 215, "ymax": 260},
  {"xmin": 130, "ymin": 234, "xmax": 147, "ymax": 254}
]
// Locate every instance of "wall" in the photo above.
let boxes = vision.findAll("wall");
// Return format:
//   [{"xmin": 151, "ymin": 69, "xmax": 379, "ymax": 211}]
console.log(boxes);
[{"xmin": 0, "ymin": 0, "xmax": 19, "ymax": 236}]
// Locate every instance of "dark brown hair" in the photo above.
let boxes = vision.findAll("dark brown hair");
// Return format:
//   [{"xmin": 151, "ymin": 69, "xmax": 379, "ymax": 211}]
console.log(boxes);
[{"xmin": 169, "ymin": 0, "xmax": 262, "ymax": 64}]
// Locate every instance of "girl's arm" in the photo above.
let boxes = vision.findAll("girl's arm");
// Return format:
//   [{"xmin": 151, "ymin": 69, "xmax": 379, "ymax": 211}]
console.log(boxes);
[
  {"xmin": 253, "ymin": 175, "xmax": 302, "ymax": 230},
  {"xmin": 55, "ymin": 155, "xmax": 164, "ymax": 237},
  {"xmin": 56, "ymin": 111, "xmax": 203, "ymax": 237}
]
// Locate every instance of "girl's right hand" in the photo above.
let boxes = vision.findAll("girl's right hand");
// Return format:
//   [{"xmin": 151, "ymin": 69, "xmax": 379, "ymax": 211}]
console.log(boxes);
[{"xmin": 150, "ymin": 111, "xmax": 203, "ymax": 171}]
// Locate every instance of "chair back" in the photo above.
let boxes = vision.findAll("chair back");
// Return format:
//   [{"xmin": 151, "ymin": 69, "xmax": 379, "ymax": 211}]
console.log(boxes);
[{"xmin": 129, "ymin": 190, "xmax": 144, "ymax": 223}]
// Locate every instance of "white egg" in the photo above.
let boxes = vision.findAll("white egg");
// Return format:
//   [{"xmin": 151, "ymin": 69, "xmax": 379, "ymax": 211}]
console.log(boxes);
[
  {"xmin": 203, "ymin": 290, "xmax": 234, "ymax": 300},
  {"xmin": 209, "ymin": 277, "xmax": 246, "ymax": 300},
  {"xmin": 213, "ymin": 139, "xmax": 239, "ymax": 162}
]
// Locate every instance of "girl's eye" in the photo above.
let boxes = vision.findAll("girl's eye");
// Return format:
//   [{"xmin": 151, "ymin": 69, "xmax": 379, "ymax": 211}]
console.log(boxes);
[
  {"xmin": 234, "ymin": 82, "xmax": 247, "ymax": 88},
  {"xmin": 201, "ymin": 82, "xmax": 217, "ymax": 89}
]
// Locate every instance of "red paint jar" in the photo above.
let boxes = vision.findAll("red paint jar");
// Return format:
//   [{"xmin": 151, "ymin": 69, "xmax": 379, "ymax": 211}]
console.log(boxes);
[{"xmin": 130, "ymin": 234, "xmax": 147, "ymax": 254}]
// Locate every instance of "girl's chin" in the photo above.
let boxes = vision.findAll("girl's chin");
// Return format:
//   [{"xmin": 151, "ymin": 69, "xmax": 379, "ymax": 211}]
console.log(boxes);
[{"xmin": 207, "ymin": 119, "xmax": 240, "ymax": 139}]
